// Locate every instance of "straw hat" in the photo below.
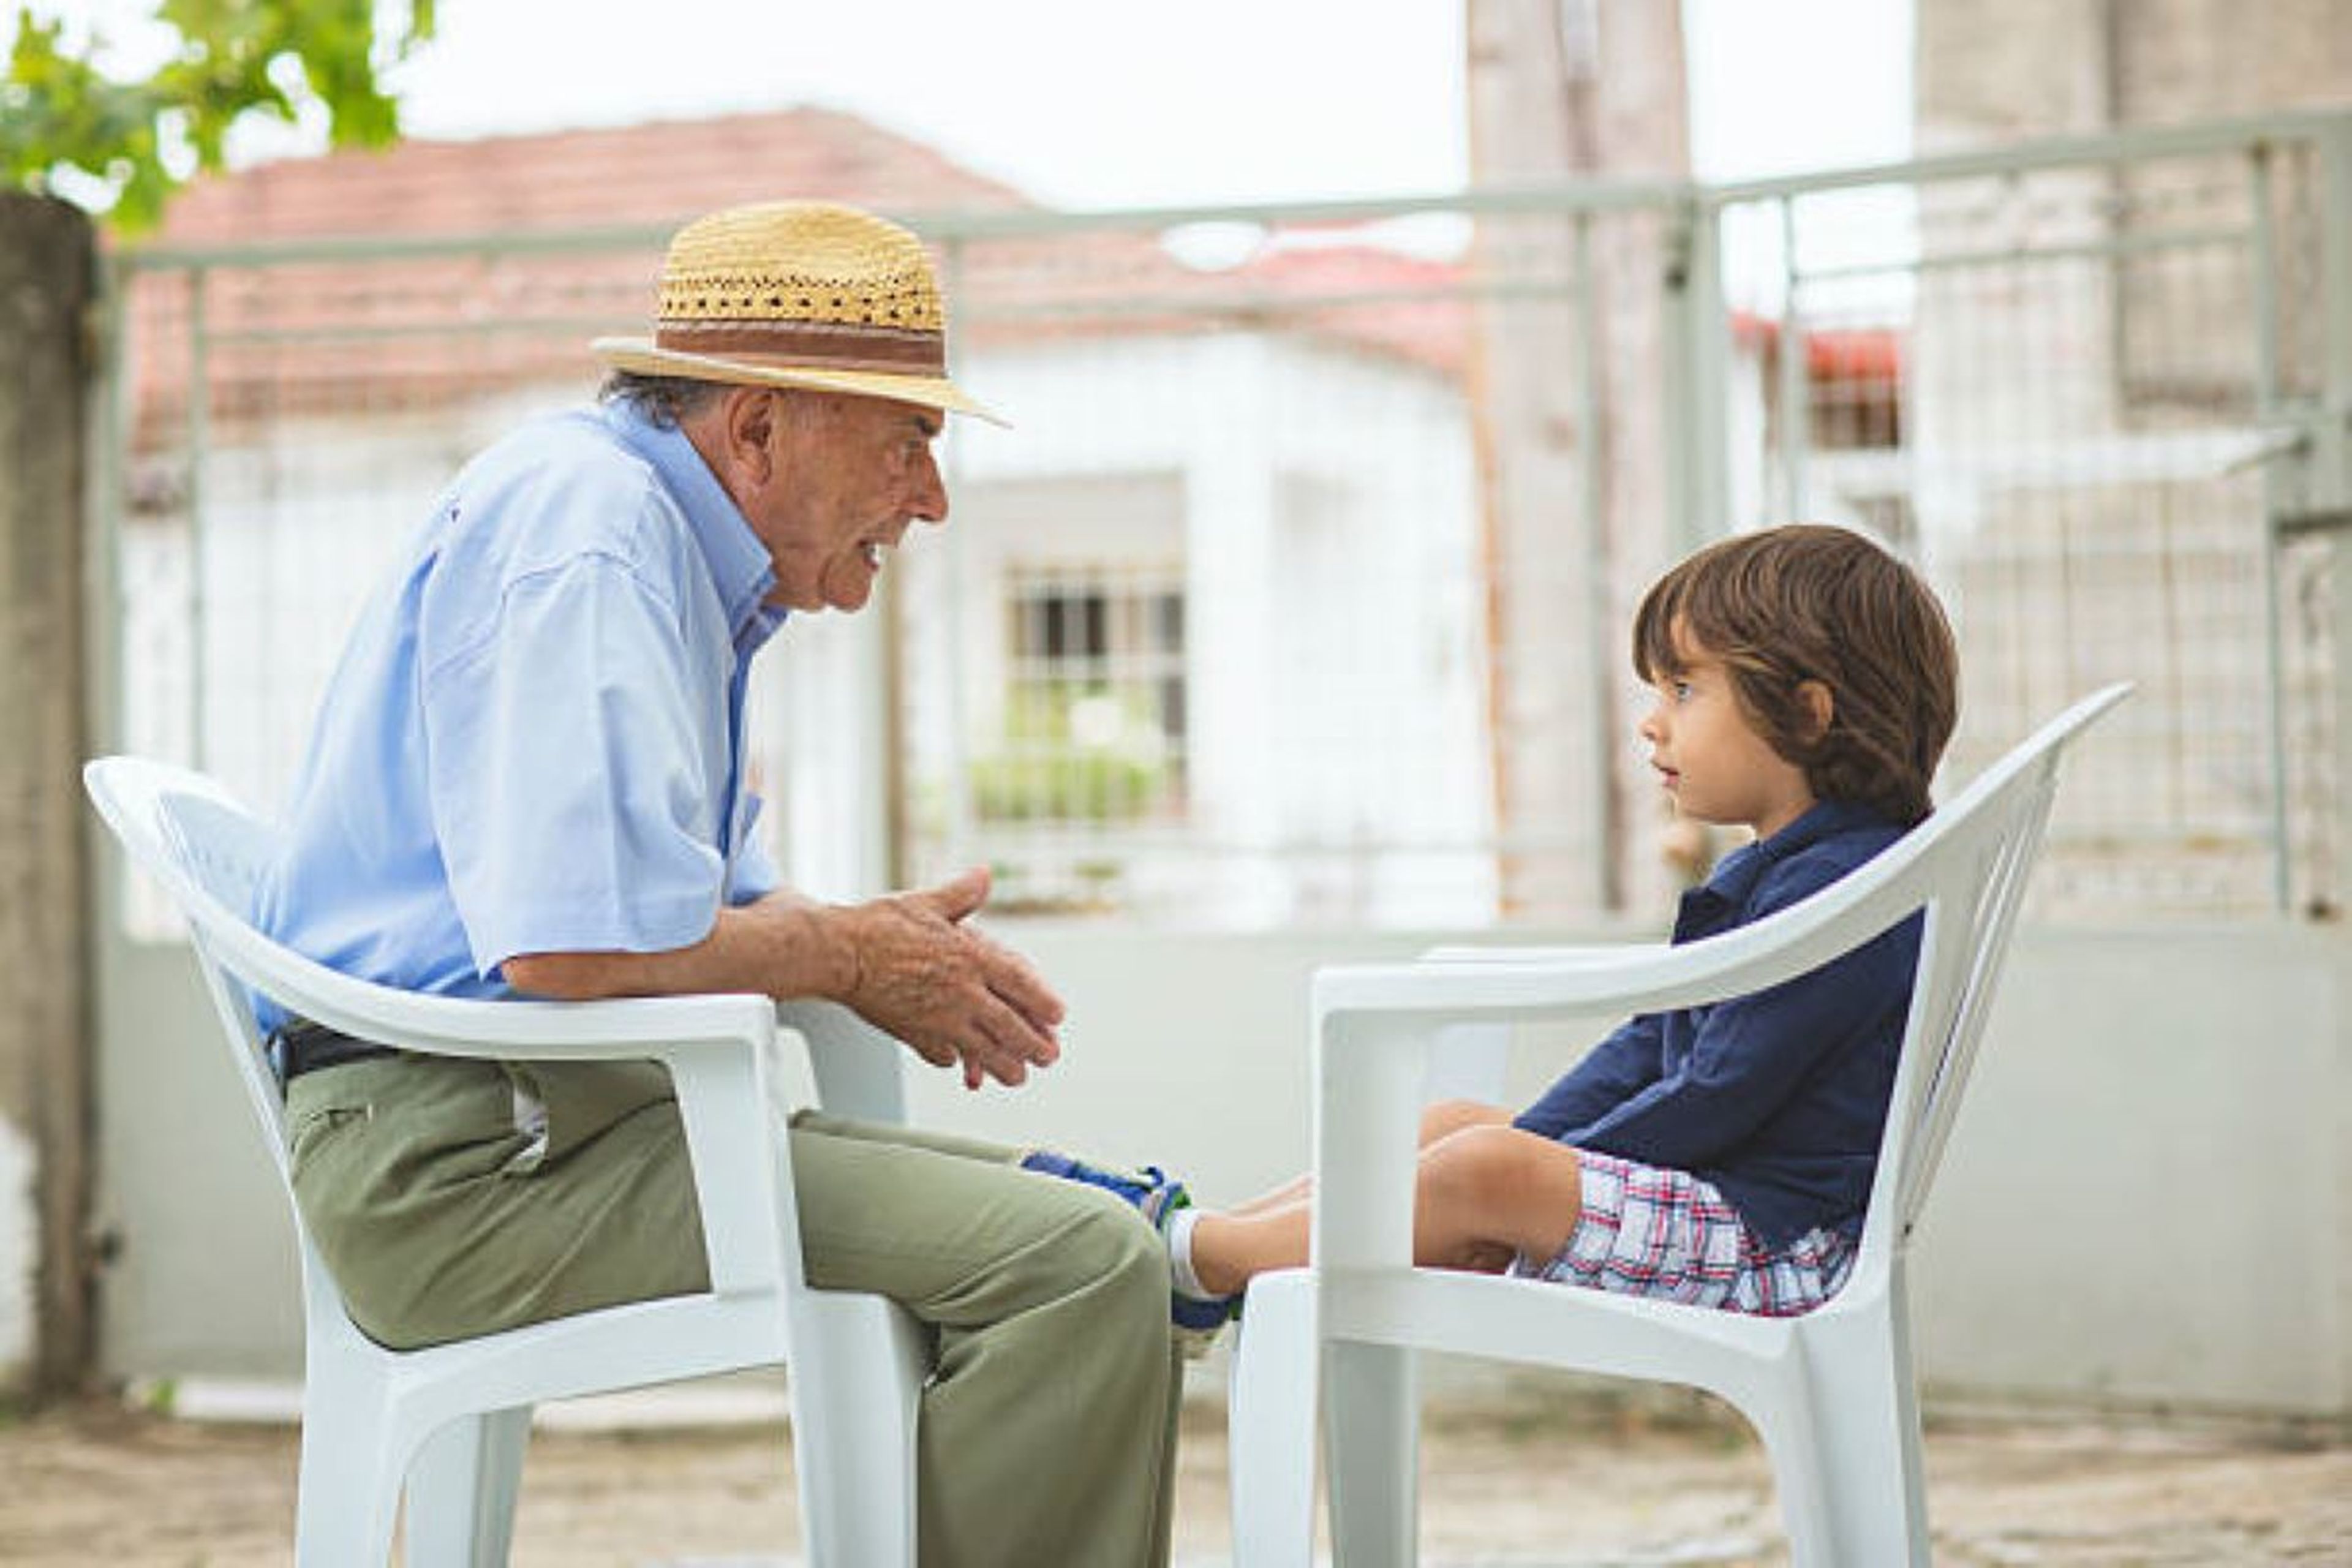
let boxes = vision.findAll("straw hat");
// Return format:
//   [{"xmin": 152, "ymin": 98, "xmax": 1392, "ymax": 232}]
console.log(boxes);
[{"xmin": 592, "ymin": 201, "xmax": 1006, "ymax": 426}]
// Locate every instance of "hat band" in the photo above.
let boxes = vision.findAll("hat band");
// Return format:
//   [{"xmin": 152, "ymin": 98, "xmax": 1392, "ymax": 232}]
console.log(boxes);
[{"xmin": 654, "ymin": 318, "xmax": 946, "ymax": 375}]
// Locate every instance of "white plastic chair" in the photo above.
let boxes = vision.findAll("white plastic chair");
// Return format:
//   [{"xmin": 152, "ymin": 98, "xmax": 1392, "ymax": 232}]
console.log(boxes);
[
  {"xmin": 84, "ymin": 756, "xmax": 930, "ymax": 1567},
  {"xmin": 1227, "ymin": 685, "xmax": 2132, "ymax": 1567}
]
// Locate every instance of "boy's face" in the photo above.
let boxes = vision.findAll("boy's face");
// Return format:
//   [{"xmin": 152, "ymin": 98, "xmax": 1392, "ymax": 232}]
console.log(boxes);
[{"xmin": 1638, "ymin": 635, "xmax": 1817, "ymax": 841}]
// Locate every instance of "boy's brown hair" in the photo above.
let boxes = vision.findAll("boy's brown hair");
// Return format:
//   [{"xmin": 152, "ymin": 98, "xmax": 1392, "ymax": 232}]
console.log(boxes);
[{"xmin": 1632, "ymin": 524, "xmax": 1959, "ymax": 827}]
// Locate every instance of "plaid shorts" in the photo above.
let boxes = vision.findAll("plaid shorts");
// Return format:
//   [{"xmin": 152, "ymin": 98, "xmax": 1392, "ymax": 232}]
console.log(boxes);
[{"xmin": 1510, "ymin": 1150, "xmax": 1855, "ymax": 1317}]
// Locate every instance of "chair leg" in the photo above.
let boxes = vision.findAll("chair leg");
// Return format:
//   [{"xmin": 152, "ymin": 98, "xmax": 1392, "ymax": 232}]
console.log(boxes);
[
  {"xmin": 1740, "ymin": 1372, "xmax": 1834, "ymax": 1568},
  {"xmin": 1799, "ymin": 1305, "xmax": 1932, "ymax": 1567},
  {"xmin": 1227, "ymin": 1271, "xmax": 1321, "ymax": 1568},
  {"xmin": 787, "ymin": 1291, "xmax": 927, "ymax": 1568},
  {"xmin": 1325, "ymin": 1340, "xmax": 1420, "ymax": 1567},
  {"xmin": 404, "ymin": 1406, "xmax": 533, "ymax": 1566},
  {"xmin": 293, "ymin": 1368, "xmax": 405, "ymax": 1568}
]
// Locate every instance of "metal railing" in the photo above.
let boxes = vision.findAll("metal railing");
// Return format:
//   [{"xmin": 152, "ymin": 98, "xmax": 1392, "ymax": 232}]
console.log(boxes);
[{"xmin": 92, "ymin": 108, "xmax": 2352, "ymax": 933}]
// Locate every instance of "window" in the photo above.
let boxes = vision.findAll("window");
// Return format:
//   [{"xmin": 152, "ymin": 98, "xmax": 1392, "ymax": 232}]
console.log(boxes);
[{"xmin": 973, "ymin": 565, "xmax": 1188, "ymax": 824}]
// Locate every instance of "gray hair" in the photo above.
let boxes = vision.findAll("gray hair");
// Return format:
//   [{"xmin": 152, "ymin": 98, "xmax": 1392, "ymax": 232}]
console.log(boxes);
[{"xmin": 596, "ymin": 370, "xmax": 729, "ymax": 428}]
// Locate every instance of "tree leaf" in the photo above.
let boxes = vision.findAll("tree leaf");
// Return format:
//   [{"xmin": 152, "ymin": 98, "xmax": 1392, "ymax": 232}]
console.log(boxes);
[{"xmin": 4, "ymin": 0, "xmax": 431, "ymax": 232}]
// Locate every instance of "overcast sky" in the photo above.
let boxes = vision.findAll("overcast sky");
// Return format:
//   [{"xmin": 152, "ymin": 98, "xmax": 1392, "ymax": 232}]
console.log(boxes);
[{"xmin": 51, "ymin": 0, "xmax": 1914, "ymax": 206}]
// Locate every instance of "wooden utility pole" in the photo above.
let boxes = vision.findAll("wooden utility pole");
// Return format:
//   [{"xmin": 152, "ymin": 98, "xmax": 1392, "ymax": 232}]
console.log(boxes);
[
  {"xmin": 0, "ymin": 192, "xmax": 97, "ymax": 1401},
  {"xmin": 1466, "ymin": 0, "xmax": 1689, "ymax": 919}
]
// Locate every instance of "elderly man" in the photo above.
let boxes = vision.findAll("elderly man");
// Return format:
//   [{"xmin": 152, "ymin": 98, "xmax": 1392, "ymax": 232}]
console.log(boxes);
[{"xmin": 253, "ymin": 202, "xmax": 1181, "ymax": 1566}]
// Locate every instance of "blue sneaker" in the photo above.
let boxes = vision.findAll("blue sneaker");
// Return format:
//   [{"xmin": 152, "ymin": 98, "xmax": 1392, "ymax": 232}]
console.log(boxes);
[
  {"xmin": 1020, "ymin": 1150, "xmax": 1238, "ymax": 1350},
  {"xmin": 1170, "ymin": 1286, "xmax": 1238, "ymax": 1337},
  {"xmin": 1018, "ymin": 1150, "xmax": 1193, "ymax": 1226}
]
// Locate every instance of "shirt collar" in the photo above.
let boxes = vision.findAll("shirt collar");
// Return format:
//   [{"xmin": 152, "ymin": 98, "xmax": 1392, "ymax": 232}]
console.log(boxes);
[
  {"xmin": 600, "ymin": 398, "xmax": 785, "ymax": 652},
  {"xmin": 1696, "ymin": 797, "xmax": 1901, "ymax": 907}
]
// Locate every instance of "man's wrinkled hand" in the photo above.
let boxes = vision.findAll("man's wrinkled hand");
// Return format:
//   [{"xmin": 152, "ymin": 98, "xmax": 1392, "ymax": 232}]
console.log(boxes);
[{"xmin": 832, "ymin": 867, "xmax": 1065, "ymax": 1088}]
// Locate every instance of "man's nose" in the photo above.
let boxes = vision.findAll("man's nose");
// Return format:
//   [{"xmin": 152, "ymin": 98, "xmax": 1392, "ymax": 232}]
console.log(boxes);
[{"xmin": 910, "ymin": 450, "xmax": 948, "ymax": 525}]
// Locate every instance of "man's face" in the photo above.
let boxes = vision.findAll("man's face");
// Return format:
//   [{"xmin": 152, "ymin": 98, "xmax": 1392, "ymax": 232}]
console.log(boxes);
[{"xmin": 747, "ymin": 390, "xmax": 949, "ymax": 613}]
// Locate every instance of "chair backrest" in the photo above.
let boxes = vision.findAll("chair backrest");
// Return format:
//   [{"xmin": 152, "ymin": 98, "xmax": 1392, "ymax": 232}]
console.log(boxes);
[
  {"xmin": 1847, "ymin": 684, "xmax": 2130, "ymax": 1275},
  {"xmin": 83, "ymin": 756, "xmax": 301, "ymax": 1180}
]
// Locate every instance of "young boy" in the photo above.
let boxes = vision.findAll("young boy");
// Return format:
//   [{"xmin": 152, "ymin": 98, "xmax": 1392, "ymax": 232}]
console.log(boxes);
[{"xmin": 1027, "ymin": 522, "xmax": 1960, "ymax": 1332}]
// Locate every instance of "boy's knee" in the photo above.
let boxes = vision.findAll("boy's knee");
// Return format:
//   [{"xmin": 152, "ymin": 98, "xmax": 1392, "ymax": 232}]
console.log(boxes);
[
  {"xmin": 1420, "ymin": 1123, "xmax": 1527, "ymax": 1209},
  {"xmin": 1420, "ymin": 1098, "xmax": 1501, "ymax": 1144}
]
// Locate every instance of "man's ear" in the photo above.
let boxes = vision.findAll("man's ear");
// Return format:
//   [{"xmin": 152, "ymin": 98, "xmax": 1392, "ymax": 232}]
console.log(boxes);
[
  {"xmin": 720, "ymin": 386, "xmax": 782, "ymax": 486},
  {"xmin": 1796, "ymin": 679, "xmax": 1834, "ymax": 744}
]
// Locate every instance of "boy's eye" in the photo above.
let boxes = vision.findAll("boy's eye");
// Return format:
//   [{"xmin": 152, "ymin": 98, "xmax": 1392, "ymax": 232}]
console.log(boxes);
[{"xmin": 1673, "ymin": 680, "xmax": 1694, "ymax": 701}]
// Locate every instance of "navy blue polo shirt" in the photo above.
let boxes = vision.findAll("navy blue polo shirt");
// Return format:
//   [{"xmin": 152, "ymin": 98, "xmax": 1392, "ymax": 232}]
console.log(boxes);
[{"xmin": 1513, "ymin": 799, "xmax": 1920, "ymax": 1249}]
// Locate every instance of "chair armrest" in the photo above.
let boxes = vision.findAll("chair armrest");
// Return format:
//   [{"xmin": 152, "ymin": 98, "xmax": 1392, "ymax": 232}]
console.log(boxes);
[
  {"xmin": 269, "ymin": 978, "xmax": 799, "ymax": 1298},
  {"xmin": 777, "ymin": 999, "xmax": 909, "ymax": 1126},
  {"xmin": 1310, "ymin": 854, "xmax": 1945, "ymax": 1276},
  {"xmin": 1324, "ymin": 862, "xmax": 1934, "ymax": 1027},
  {"xmin": 351, "ymin": 987, "xmax": 796, "ymax": 1296},
  {"xmin": 201, "ymin": 929, "xmax": 798, "ymax": 1294},
  {"xmin": 325, "ymin": 990, "xmax": 782, "ymax": 1064},
  {"xmin": 1418, "ymin": 941, "xmax": 1665, "ymax": 967},
  {"xmin": 1408, "ymin": 945, "xmax": 1670, "ymax": 1106},
  {"xmin": 187, "ymin": 884, "xmax": 780, "ymax": 1063}
]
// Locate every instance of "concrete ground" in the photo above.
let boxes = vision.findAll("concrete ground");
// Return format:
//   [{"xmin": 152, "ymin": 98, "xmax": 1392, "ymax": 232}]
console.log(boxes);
[{"xmin": 1, "ymin": 1387, "xmax": 2345, "ymax": 1566}]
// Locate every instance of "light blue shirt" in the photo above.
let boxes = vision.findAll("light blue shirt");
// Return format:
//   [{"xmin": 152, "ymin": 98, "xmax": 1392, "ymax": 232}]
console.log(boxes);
[{"xmin": 254, "ymin": 399, "xmax": 786, "ymax": 1018}]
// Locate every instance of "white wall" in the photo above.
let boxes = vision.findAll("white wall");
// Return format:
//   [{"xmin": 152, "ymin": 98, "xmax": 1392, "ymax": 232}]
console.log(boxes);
[
  {"xmin": 1907, "ymin": 924, "xmax": 2350, "ymax": 1412},
  {"xmin": 84, "ymin": 916, "xmax": 2351, "ymax": 1415},
  {"xmin": 927, "ymin": 333, "xmax": 1493, "ymax": 924}
]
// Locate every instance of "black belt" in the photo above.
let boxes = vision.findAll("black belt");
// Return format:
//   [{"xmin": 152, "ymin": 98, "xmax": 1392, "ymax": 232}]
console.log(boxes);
[{"xmin": 271, "ymin": 1019, "xmax": 401, "ymax": 1084}]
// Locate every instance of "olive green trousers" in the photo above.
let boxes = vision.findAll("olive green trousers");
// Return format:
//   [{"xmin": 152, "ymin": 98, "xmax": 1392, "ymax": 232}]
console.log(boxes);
[{"xmin": 287, "ymin": 1055, "xmax": 1181, "ymax": 1568}]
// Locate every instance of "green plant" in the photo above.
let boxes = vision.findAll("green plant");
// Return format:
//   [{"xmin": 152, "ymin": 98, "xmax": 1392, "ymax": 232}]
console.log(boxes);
[
  {"xmin": 1, "ymin": 0, "xmax": 434, "ymax": 230},
  {"xmin": 968, "ymin": 684, "xmax": 1176, "ymax": 824},
  {"xmin": 968, "ymin": 750, "xmax": 1166, "ymax": 823}
]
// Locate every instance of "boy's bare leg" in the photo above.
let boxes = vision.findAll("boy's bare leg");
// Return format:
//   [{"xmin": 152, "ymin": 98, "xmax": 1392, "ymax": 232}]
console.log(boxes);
[
  {"xmin": 1223, "ymin": 1180, "xmax": 1310, "ymax": 1219},
  {"xmin": 1190, "ymin": 1123, "xmax": 1583, "ymax": 1297},
  {"xmin": 1411, "ymin": 1123, "xmax": 1584, "ymax": 1272},
  {"xmin": 1225, "ymin": 1099, "xmax": 1513, "ymax": 1218},
  {"xmin": 1189, "ymin": 1196, "xmax": 1312, "ymax": 1289}
]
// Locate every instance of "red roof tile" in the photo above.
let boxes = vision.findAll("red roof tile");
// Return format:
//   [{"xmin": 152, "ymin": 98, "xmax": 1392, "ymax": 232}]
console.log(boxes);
[{"xmin": 152, "ymin": 106, "xmax": 1035, "ymax": 244}]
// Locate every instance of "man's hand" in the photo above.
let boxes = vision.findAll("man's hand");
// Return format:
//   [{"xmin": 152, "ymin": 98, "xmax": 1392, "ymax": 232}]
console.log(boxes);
[
  {"xmin": 830, "ymin": 867, "xmax": 1065, "ymax": 1088},
  {"xmin": 503, "ymin": 872, "xmax": 1063, "ymax": 1088}
]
